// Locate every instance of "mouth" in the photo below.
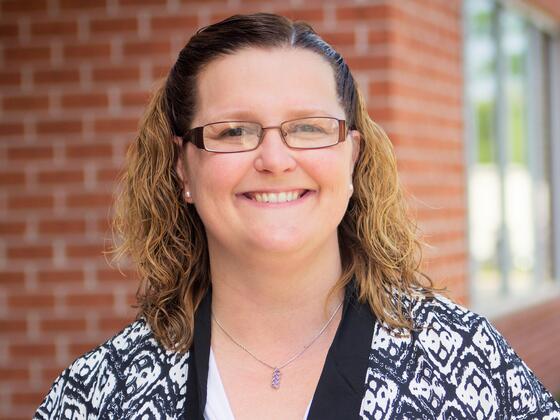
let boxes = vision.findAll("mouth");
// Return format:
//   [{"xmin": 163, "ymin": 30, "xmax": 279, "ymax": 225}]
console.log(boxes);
[{"xmin": 241, "ymin": 189, "xmax": 312, "ymax": 204}]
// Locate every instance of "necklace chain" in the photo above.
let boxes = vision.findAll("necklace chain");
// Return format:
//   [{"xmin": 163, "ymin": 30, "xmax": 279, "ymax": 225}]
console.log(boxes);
[{"xmin": 211, "ymin": 299, "xmax": 343, "ymax": 389}]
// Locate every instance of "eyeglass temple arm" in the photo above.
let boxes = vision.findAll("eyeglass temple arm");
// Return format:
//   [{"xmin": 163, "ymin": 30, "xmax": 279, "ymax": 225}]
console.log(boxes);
[{"xmin": 182, "ymin": 127, "xmax": 205, "ymax": 149}]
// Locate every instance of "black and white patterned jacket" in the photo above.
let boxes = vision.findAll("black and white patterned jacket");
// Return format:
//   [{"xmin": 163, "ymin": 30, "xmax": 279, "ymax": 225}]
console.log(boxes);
[{"xmin": 35, "ymin": 283, "xmax": 560, "ymax": 419}]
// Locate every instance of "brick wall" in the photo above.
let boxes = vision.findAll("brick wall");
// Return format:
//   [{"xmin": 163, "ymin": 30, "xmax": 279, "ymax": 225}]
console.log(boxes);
[
  {"xmin": 493, "ymin": 297, "xmax": 560, "ymax": 395},
  {"xmin": 0, "ymin": 0, "xmax": 557, "ymax": 418}
]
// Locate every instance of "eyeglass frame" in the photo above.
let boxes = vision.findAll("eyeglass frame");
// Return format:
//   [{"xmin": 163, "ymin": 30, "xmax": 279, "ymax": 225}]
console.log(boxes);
[{"xmin": 181, "ymin": 117, "xmax": 348, "ymax": 153}]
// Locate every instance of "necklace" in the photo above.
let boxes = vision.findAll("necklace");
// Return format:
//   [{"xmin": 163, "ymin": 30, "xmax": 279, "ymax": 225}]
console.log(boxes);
[{"xmin": 211, "ymin": 299, "xmax": 343, "ymax": 390}]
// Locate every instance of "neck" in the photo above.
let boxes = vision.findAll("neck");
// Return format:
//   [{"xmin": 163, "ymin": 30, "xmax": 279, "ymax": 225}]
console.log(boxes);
[{"xmin": 208, "ymin": 236, "xmax": 345, "ymax": 349}]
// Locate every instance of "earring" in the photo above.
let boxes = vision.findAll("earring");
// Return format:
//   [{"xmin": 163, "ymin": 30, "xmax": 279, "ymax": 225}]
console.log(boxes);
[
  {"xmin": 185, "ymin": 191, "xmax": 192, "ymax": 199},
  {"xmin": 349, "ymin": 183, "xmax": 354, "ymax": 194}
]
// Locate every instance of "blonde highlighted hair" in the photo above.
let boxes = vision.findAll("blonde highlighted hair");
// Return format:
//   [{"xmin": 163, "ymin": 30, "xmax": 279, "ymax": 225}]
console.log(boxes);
[{"xmin": 113, "ymin": 13, "xmax": 435, "ymax": 352}]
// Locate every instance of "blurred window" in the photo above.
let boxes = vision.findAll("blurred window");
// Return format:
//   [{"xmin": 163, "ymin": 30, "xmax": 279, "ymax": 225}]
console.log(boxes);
[{"xmin": 464, "ymin": 0, "xmax": 560, "ymax": 313}]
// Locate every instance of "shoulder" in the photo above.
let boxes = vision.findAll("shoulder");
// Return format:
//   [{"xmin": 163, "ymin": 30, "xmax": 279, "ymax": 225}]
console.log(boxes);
[
  {"xmin": 34, "ymin": 318, "xmax": 190, "ymax": 419},
  {"xmin": 364, "ymin": 294, "xmax": 560, "ymax": 419}
]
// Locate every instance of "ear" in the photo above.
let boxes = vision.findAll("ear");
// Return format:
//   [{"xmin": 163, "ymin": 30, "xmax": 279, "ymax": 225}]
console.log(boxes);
[
  {"xmin": 349, "ymin": 129, "xmax": 361, "ymax": 172},
  {"xmin": 174, "ymin": 137, "xmax": 193, "ymax": 203}
]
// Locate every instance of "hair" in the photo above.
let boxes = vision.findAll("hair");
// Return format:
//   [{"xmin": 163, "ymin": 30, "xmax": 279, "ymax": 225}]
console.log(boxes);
[{"xmin": 113, "ymin": 12, "xmax": 436, "ymax": 352}]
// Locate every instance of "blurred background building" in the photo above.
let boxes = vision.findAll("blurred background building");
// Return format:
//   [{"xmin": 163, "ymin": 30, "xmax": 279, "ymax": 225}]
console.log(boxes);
[{"xmin": 0, "ymin": 0, "xmax": 559, "ymax": 417}]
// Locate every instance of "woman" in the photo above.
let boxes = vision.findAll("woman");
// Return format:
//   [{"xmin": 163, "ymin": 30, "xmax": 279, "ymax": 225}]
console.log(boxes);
[{"xmin": 35, "ymin": 13, "xmax": 559, "ymax": 419}]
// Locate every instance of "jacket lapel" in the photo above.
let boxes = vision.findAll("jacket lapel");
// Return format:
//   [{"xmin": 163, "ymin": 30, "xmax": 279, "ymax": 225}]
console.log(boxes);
[
  {"xmin": 307, "ymin": 282, "xmax": 375, "ymax": 419},
  {"xmin": 185, "ymin": 288, "xmax": 212, "ymax": 420}
]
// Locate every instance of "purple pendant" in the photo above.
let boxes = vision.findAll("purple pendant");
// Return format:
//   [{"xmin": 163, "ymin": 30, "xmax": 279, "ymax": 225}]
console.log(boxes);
[{"xmin": 271, "ymin": 368, "xmax": 281, "ymax": 389}]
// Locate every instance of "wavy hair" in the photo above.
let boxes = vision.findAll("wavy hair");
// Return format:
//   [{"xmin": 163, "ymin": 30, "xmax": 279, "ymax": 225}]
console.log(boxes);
[{"xmin": 113, "ymin": 13, "xmax": 436, "ymax": 352}]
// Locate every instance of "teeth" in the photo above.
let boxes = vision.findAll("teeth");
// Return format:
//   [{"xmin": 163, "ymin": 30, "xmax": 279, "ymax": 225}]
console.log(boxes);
[{"xmin": 252, "ymin": 191, "xmax": 304, "ymax": 203}]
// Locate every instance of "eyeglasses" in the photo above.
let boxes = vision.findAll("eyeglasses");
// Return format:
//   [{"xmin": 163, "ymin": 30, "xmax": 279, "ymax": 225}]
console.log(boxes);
[{"xmin": 182, "ymin": 117, "xmax": 347, "ymax": 153}]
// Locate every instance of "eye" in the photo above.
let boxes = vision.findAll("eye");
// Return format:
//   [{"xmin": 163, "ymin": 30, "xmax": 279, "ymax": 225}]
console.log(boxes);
[
  {"xmin": 289, "ymin": 123, "xmax": 326, "ymax": 134},
  {"xmin": 218, "ymin": 127, "xmax": 247, "ymax": 137}
]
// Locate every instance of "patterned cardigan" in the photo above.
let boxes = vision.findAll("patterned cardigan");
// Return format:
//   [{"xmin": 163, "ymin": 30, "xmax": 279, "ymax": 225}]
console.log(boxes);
[{"xmin": 35, "ymin": 283, "xmax": 560, "ymax": 419}]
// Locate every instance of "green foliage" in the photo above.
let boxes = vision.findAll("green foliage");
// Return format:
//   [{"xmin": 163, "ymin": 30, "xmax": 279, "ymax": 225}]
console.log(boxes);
[
  {"xmin": 474, "ymin": 90, "xmax": 525, "ymax": 165},
  {"xmin": 476, "ymin": 100, "xmax": 494, "ymax": 163}
]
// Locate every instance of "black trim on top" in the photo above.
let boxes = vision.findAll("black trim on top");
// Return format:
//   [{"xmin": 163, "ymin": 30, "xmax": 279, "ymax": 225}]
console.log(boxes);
[{"xmin": 185, "ymin": 289, "xmax": 212, "ymax": 420}]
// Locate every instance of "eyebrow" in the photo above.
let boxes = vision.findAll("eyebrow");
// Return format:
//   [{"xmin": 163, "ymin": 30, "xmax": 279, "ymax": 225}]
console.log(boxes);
[{"xmin": 203, "ymin": 108, "xmax": 337, "ymax": 122}]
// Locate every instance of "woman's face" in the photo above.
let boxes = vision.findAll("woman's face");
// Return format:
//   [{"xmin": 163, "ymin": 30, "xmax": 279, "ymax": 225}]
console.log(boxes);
[{"xmin": 177, "ymin": 47, "xmax": 360, "ymax": 260}]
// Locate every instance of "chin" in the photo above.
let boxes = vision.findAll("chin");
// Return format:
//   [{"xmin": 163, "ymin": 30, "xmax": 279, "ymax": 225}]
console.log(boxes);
[{"xmin": 247, "ymin": 231, "xmax": 309, "ymax": 255}]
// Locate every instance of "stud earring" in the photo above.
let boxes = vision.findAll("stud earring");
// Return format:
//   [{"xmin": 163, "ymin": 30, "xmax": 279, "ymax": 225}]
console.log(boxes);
[
  {"xmin": 185, "ymin": 191, "xmax": 192, "ymax": 199},
  {"xmin": 349, "ymin": 183, "xmax": 354, "ymax": 194}
]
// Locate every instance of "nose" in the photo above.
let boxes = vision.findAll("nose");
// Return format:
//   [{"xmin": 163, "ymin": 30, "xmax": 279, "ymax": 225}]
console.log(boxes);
[{"xmin": 253, "ymin": 127, "xmax": 297, "ymax": 174}]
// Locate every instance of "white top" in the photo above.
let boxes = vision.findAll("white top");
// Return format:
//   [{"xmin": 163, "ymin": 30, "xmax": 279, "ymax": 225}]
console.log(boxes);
[{"xmin": 204, "ymin": 347, "xmax": 312, "ymax": 420}]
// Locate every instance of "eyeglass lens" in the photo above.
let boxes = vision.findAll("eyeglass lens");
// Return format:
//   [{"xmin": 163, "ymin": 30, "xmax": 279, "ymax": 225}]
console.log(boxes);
[{"xmin": 202, "ymin": 117, "xmax": 341, "ymax": 152}]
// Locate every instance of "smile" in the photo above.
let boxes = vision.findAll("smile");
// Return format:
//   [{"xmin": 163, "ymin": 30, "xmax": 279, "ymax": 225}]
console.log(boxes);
[{"xmin": 242, "ymin": 189, "xmax": 310, "ymax": 204}]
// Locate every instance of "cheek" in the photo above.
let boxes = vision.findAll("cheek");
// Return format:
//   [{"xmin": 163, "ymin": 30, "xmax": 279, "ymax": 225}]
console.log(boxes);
[
  {"xmin": 307, "ymin": 150, "xmax": 353, "ymax": 187},
  {"xmin": 186, "ymin": 149, "xmax": 246, "ymax": 191}
]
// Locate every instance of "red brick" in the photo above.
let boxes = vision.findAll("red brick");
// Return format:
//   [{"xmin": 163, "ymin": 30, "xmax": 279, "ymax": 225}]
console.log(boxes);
[
  {"xmin": 0, "ymin": 170, "xmax": 26, "ymax": 186},
  {"xmin": 275, "ymin": 8, "xmax": 325, "ymax": 23},
  {"xmin": 0, "ymin": 367, "xmax": 29, "ymax": 381},
  {"xmin": 36, "ymin": 119, "xmax": 82, "ymax": 135},
  {"xmin": 96, "ymin": 268, "xmax": 137, "ymax": 284},
  {"xmin": 123, "ymin": 40, "xmax": 171, "ymax": 58},
  {"xmin": 152, "ymin": 64, "xmax": 171, "ymax": 78},
  {"xmin": 528, "ymin": 0, "xmax": 560, "ymax": 21},
  {"xmin": 92, "ymin": 65, "xmax": 140, "ymax": 83},
  {"xmin": 95, "ymin": 217, "xmax": 112, "ymax": 234},
  {"xmin": 37, "ymin": 269, "xmax": 84, "ymax": 285},
  {"xmin": 7, "ymin": 245, "xmax": 53, "ymax": 260},
  {"xmin": 368, "ymin": 29, "xmax": 394, "ymax": 45},
  {"xmin": 66, "ymin": 193, "xmax": 113, "ymax": 209},
  {"xmin": 0, "ymin": 221, "xmax": 26, "ymax": 235},
  {"xmin": 321, "ymin": 31, "xmax": 356, "ymax": 48},
  {"xmin": 0, "ymin": 70, "xmax": 21, "ymax": 87},
  {"xmin": 4, "ymin": 46, "xmax": 51, "ymax": 63},
  {"xmin": 0, "ymin": 319, "xmax": 27, "ymax": 334},
  {"xmin": 150, "ymin": 15, "xmax": 198, "ymax": 33},
  {"xmin": 336, "ymin": 4, "xmax": 389, "ymax": 21},
  {"xmin": 59, "ymin": 0, "xmax": 107, "ymax": 10},
  {"xmin": 40, "ymin": 317, "xmax": 87, "ymax": 333},
  {"xmin": 11, "ymin": 391, "xmax": 46, "ymax": 407},
  {"xmin": 8, "ymin": 293, "xmax": 55, "ymax": 310},
  {"xmin": 0, "ymin": 122, "xmax": 24, "ymax": 136},
  {"xmin": 37, "ymin": 169, "xmax": 84, "ymax": 185},
  {"xmin": 7, "ymin": 146, "xmax": 54, "ymax": 161},
  {"xmin": 38, "ymin": 219, "xmax": 86, "ymax": 235},
  {"xmin": 0, "ymin": 271, "xmax": 25, "ymax": 287},
  {"xmin": 63, "ymin": 43, "xmax": 112, "ymax": 61},
  {"xmin": 42, "ymin": 366, "xmax": 65, "ymax": 383},
  {"xmin": 8, "ymin": 194, "xmax": 54, "ymax": 210},
  {"xmin": 65, "ymin": 293, "xmax": 114, "ymax": 308},
  {"xmin": 1, "ymin": 0, "xmax": 47, "ymax": 14},
  {"xmin": 119, "ymin": 0, "xmax": 166, "ymax": 5},
  {"xmin": 65, "ymin": 143, "xmax": 113, "ymax": 159},
  {"xmin": 99, "ymin": 316, "xmax": 135, "ymax": 333},
  {"xmin": 93, "ymin": 117, "xmax": 138, "ymax": 134},
  {"xmin": 345, "ymin": 54, "xmax": 391, "ymax": 71},
  {"xmin": 0, "ymin": 22, "xmax": 19, "ymax": 38},
  {"xmin": 60, "ymin": 93, "xmax": 108, "ymax": 109},
  {"xmin": 96, "ymin": 167, "xmax": 122, "ymax": 182},
  {"xmin": 9, "ymin": 343, "xmax": 55, "ymax": 359},
  {"xmin": 30, "ymin": 20, "xmax": 78, "ymax": 37},
  {"xmin": 3, "ymin": 94, "xmax": 49, "ymax": 111},
  {"xmin": 65, "ymin": 243, "xmax": 105, "ymax": 259},
  {"xmin": 121, "ymin": 90, "xmax": 150, "ymax": 107},
  {"xmin": 68, "ymin": 341, "xmax": 103, "ymax": 357},
  {"xmin": 90, "ymin": 17, "xmax": 138, "ymax": 34},
  {"xmin": 34, "ymin": 68, "xmax": 80, "ymax": 85}
]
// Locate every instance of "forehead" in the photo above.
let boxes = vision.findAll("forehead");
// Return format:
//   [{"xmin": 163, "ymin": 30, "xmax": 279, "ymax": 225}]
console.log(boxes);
[{"xmin": 193, "ymin": 47, "xmax": 342, "ymax": 124}]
